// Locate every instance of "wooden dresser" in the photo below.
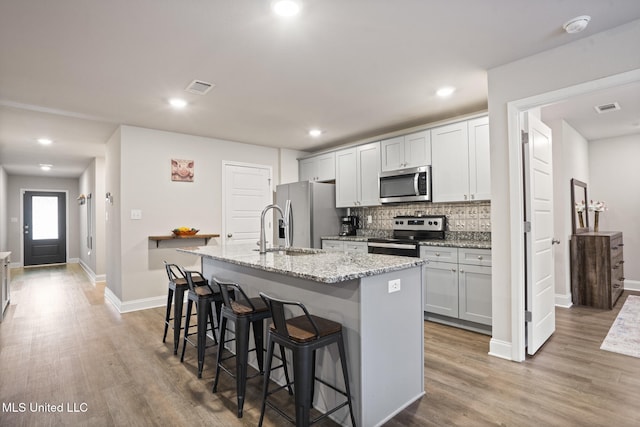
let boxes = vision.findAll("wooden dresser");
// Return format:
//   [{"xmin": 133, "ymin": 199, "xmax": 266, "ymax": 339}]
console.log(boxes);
[{"xmin": 570, "ymin": 232, "xmax": 624, "ymax": 309}]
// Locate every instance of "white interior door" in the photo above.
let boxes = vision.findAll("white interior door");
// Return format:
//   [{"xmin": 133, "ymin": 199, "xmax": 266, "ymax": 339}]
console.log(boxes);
[
  {"xmin": 523, "ymin": 112, "xmax": 556, "ymax": 355},
  {"xmin": 223, "ymin": 162, "xmax": 272, "ymax": 245}
]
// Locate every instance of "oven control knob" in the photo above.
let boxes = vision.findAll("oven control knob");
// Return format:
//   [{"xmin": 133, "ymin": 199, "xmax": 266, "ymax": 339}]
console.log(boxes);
[
  {"xmin": 433, "ymin": 221, "xmax": 438, "ymax": 226},
  {"xmin": 428, "ymin": 221, "xmax": 433, "ymax": 225}
]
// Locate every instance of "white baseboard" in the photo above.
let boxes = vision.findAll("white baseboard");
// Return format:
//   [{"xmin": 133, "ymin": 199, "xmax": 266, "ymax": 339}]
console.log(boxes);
[
  {"xmin": 555, "ymin": 293, "xmax": 573, "ymax": 308},
  {"xmin": 488, "ymin": 338, "xmax": 512, "ymax": 360},
  {"xmin": 625, "ymin": 280, "xmax": 640, "ymax": 292},
  {"xmin": 103, "ymin": 286, "xmax": 166, "ymax": 314},
  {"xmin": 78, "ymin": 260, "xmax": 106, "ymax": 286}
]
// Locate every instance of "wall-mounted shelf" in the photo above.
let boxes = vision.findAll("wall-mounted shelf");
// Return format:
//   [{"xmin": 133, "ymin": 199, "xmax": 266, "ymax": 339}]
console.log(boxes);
[{"xmin": 149, "ymin": 234, "xmax": 219, "ymax": 248}]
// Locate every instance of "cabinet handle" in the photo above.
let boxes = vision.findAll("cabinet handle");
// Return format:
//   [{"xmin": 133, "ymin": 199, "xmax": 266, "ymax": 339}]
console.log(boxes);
[
  {"xmin": 477, "ymin": 255, "xmax": 483, "ymax": 260},
  {"xmin": 435, "ymin": 252, "xmax": 440, "ymax": 256},
  {"xmin": 471, "ymin": 194, "xmax": 475, "ymax": 200},
  {"xmin": 464, "ymin": 194, "xmax": 468, "ymax": 200},
  {"xmin": 227, "ymin": 233, "xmax": 233, "ymax": 238},
  {"xmin": 459, "ymin": 269, "xmax": 465, "ymax": 273},
  {"xmin": 451, "ymin": 268, "xmax": 456, "ymax": 272}
]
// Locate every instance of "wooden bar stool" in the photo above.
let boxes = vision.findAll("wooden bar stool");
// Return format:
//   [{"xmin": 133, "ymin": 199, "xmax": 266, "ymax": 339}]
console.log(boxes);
[
  {"xmin": 211, "ymin": 278, "xmax": 292, "ymax": 418},
  {"xmin": 162, "ymin": 262, "xmax": 205, "ymax": 355},
  {"xmin": 258, "ymin": 293, "xmax": 357, "ymax": 427},
  {"xmin": 180, "ymin": 270, "xmax": 222, "ymax": 378}
]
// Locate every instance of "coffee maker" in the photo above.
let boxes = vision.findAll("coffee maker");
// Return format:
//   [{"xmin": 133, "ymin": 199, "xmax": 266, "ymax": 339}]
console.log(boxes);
[{"xmin": 339, "ymin": 215, "xmax": 359, "ymax": 236}]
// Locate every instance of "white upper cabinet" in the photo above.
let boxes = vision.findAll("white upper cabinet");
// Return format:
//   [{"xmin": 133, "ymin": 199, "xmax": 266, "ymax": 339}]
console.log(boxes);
[
  {"xmin": 380, "ymin": 130, "xmax": 431, "ymax": 172},
  {"xmin": 467, "ymin": 117, "xmax": 491, "ymax": 201},
  {"xmin": 431, "ymin": 116, "xmax": 490, "ymax": 202},
  {"xmin": 336, "ymin": 142, "xmax": 381, "ymax": 207},
  {"xmin": 299, "ymin": 152, "xmax": 336, "ymax": 182},
  {"xmin": 335, "ymin": 148, "xmax": 358, "ymax": 207}
]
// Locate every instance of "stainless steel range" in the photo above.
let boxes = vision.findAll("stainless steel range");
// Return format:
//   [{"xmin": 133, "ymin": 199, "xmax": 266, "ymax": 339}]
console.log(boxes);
[{"xmin": 368, "ymin": 215, "xmax": 446, "ymax": 257}]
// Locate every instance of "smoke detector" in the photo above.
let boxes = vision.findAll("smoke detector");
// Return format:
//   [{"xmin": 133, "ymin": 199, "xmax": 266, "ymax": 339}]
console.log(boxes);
[
  {"xmin": 563, "ymin": 15, "xmax": 591, "ymax": 34},
  {"xmin": 185, "ymin": 80, "xmax": 215, "ymax": 95},
  {"xmin": 594, "ymin": 102, "xmax": 621, "ymax": 114}
]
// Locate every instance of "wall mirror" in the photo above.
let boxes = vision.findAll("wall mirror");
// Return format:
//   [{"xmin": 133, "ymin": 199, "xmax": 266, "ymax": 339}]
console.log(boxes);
[{"xmin": 570, "ymin": 179, "xmax": 589, "ymax": 234}]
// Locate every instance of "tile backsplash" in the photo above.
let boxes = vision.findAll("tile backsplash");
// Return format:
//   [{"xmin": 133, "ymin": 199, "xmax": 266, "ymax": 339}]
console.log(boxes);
[{"xmin": 350, "ymin": 201, "xmax": 491, "ymax": 241}]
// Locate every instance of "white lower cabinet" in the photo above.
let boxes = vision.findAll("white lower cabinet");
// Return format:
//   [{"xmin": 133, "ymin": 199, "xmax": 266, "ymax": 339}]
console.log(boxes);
[
  {"xmin": 322, "ymin": 240, "xmax": 368, "ymax": 253},
  {"xmin": 422, "ymin": 247, "xmax": 492, "ymax": 328}
]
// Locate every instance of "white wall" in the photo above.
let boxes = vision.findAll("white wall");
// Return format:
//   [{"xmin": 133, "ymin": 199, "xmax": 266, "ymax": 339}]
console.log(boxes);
[
  {"xmin": 279, "ymin": 148, "xmax": 308, "ymax": 184},
  {"xmin": 0, "ymin": 167, "xmax": 7, "ymax": 252},
  {"xmin": 107, "ymin": 125, "xmax": 284, "ymax": 311},
  {"xmin": 589, "ymin": 133, "xmax": 640, "ymax": 288},
  {"xmin": 487, "ymin": 19, "xmax": 640, "ymax": 360},
  {"xmin": 545, "ymin": 119, "xmax": 590, "ymax": 306},
  {"xmin": 79, "ymin": 157, "xmax": 107, "ymax": 283},
  {"xmin": 105, "ymin": 127, "xmax": 122, "ymax": 300}
]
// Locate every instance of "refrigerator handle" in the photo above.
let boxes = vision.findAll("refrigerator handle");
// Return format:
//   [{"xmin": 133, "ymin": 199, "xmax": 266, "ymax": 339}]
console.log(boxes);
[{"xmin": 284, "ymin": 199, "xmax": 292, "ymax": 248}]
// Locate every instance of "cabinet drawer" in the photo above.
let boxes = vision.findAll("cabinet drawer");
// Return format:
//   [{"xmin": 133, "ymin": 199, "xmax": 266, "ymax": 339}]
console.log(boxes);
[
  {"xmin": 420, "ymin": 246, "xmax": 457, "ymax": 263},
  {"xmin": 458, "ymin": 248, "xmax": 492, "ymax": 266},
  {"xmin": 322, "ymin": 240, "xmax": 344, "ymax": 251},
  {"xmin": 344, "ymin": 242, "xmax": 368, "ymax": 253}
]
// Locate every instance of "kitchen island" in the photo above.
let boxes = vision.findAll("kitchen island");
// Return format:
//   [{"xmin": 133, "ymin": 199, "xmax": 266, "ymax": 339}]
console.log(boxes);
[{"xmin": 179, "ymin": 243, "xmax": 426, "ymax": 427}]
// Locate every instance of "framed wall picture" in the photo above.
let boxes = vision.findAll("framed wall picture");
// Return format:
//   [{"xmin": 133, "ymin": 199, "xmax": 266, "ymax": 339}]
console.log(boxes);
[{"xmin": 171, "ymin": 159, "xmax": 194, "ymax": 182}]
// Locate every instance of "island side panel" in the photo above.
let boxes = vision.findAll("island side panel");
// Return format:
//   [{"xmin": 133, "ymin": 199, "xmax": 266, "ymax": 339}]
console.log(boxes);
[
  {"xmin": 360, "ymin": 266, "xmax": 425, "ymax": 427},
  {"xmin": 202, "ymin": 257, "xmax": 362, "ymax": 427}
]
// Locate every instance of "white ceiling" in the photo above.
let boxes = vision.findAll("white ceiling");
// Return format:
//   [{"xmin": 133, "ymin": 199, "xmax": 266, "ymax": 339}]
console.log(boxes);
[{"xmin": 1, "ymin": 1, "xmax": 639, "ymax": 178}]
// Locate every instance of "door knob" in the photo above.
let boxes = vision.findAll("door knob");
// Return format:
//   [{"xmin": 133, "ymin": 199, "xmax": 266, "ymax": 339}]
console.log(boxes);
[
  {"xmin": 227, "ymin": 233, "xmax": 232, "ymax": 238},
  {"xmin": 552, "ymin": 238, "xmax": 560, "ymax": 245}
]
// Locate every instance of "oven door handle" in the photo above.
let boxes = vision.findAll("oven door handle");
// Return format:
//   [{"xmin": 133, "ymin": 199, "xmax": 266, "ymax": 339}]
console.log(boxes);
[{"xmin": 368, "ymin": 242, "xmax": 418, "ymax": 250}]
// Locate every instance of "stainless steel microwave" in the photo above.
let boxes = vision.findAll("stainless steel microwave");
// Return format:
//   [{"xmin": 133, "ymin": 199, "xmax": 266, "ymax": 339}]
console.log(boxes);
[{"xmin": 379, "ymin": 166, "xmax": 431, "ymax": 203}]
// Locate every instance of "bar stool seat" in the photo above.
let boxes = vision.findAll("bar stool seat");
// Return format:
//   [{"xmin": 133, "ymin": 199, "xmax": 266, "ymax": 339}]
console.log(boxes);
[
  {"xmin": 258, "ymin": 292, "xmax": 357, "ymax": 427},
  {"xmin": 180, "ymin": 270, "xmax": 222, "ymax": 378},
  {"xmin": 212, "ymin": 278, "xmax": 292, "ymax": 418},
  {"xmin": 162, "ymin": 262, "xmax": 205, "ymax": 355}
]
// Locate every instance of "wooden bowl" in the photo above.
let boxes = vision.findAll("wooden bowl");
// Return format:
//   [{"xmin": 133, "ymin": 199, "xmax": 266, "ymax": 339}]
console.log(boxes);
[{"xmin": 172, "ymin": 229, "xmax": 199, "ymax": 236}]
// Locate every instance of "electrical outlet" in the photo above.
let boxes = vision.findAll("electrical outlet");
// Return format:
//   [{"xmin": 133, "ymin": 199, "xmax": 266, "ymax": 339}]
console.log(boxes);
[
  {"xmin": 367, "ymin": 215, "xmax": 373, "ymax": 224},
  {"xmin": 388, "ymin": 279, "xmax": 401, "ymax": 293}
]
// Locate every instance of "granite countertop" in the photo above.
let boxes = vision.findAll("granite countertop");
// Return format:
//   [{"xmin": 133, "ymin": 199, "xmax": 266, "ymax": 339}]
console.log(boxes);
[
  {"xmin": 321, "ymin": 236, "xmax": 491, "ymax": 249},
  {"xmin": 178, "ymin": 243, "xmax": 425, "ymax": 284}
]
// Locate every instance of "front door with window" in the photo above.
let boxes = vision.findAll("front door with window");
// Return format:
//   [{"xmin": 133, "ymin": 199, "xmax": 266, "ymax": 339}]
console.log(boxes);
[{"xmin": 23, "ymin": 191, "xmax": 67, "ymax": 266}]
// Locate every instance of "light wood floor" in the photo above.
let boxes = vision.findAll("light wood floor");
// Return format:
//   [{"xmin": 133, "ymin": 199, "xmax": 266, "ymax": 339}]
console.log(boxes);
[{"xmin": 1, "ymin": 264, "xmax": 639, "ymax": 426}]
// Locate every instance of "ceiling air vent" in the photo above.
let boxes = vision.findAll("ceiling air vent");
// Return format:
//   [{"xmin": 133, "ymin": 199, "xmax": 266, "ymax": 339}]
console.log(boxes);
[
  {"xmin": 594, "ymin": 102, "xmax": 620, "ymax": 114},
  {"xmin": 185, "ymin": 80, "xmax": 215, "ymax": 95}
]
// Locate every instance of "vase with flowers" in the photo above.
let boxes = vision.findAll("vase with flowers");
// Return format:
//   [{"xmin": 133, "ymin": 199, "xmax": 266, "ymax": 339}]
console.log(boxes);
[
  {"xmin": 575, "ymin": 200, "xmax": 586, "ymax": 228},
  {"xmin": 588, "ymin": 200, "xmax": 607, "ymax": 232}
]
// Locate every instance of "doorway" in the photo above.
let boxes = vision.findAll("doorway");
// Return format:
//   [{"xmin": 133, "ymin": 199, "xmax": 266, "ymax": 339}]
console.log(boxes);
[
  {"xmin": 507, "ymin": 69, "xmax": 640, "ymax": 361},
  {"xmin": 23, "ymin": 191, "xmax": 67, "ymax": 266}
]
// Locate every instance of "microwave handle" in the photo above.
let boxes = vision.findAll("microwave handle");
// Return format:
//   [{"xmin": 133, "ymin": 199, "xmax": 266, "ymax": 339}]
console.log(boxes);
[{"xmin": 414, "ymin": 173, "xmax": 419, "ymax": 196}]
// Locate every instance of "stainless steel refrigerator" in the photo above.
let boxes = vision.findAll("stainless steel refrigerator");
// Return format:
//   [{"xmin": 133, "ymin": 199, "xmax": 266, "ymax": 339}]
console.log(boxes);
[{"xmin": 275, "ymin": 181, "xmax": 344, "ymax": 248}]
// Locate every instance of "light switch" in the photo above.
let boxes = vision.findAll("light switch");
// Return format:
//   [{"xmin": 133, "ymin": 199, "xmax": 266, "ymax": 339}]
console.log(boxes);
[{"xmin": 130, "ymin": 209, "xmax": 142, "ymax": 220}]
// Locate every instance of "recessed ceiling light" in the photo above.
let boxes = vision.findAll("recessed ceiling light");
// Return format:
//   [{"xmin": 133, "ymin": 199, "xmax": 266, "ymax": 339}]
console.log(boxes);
[
  {"xmin": 436, "ymin": 87, "xmax": 456, "ymax": 98},
  {"xmin": 169, "ymin": 98, "xmax": 187, "ymax": 109},
  {"xmin": 38, "ymin": 138, "xmax": 53, "ymax": 145},
  {"xmin": 309, "ymin": 129, "xmax": 322, "ymax": 137},
  {"xmin": 39, "ymin": 164, "xmax": 52, "ymax": 171},
  {"xmin": 272, "ymin": 0, "xmax": 301, "ymax": 17},
  {"xmin": 563, "ymin": 15, "xmax": 591, "ymax": 34}
]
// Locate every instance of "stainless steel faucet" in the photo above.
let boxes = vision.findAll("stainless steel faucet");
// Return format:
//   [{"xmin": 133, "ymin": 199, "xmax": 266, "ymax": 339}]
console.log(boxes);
[{"xmin": 259, "ymin": 201, "xmax": 290, "ymax": 254}]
